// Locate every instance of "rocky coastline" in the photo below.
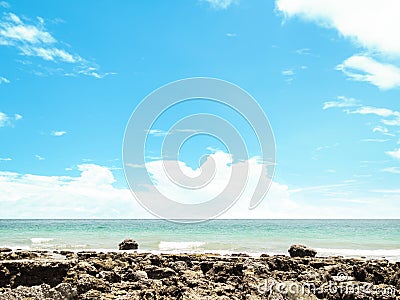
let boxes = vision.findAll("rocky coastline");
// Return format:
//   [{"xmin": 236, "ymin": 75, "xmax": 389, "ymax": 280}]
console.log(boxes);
[{"xmin": 0, "ymin": 245, "xmax": 399, "ymax": 299}]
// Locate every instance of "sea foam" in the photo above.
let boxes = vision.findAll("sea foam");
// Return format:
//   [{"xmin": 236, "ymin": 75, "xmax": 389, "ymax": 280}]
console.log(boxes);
[
  {"xmin": 159, "ymin": 241, "xmax": 205, "ymax": 251},
  {"xmin": 30, "ymin": 238, "xmax": 54, "ymax": 244}
]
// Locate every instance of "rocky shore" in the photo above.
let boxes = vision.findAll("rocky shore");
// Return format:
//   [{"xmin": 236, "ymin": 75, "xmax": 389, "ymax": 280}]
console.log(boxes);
[{"xmin": 0, "ymin": 247, "xmax": 399, "ymax": 299}]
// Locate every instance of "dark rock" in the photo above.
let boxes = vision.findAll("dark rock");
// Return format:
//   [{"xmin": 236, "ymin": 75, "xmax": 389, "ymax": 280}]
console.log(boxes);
[
  {"xmin": 77, "ymin": 251, "xmax": 98, "ymax": 259},
  {"xmin": 77, "ymin": 274, "xmax": 110, "ymax": 294},
  {"xmin": 118, "ymin": 238, "xmax": 138, "ymax": 250},
  {"xmin": 0, "ymin": 249, "xmax": 399, "ymax": 299},
  {"xmin": 169, "ymin": 260, "xmax": 187, "ymax": 272},
  {"xmin": 389, "ymin": 271, "xmax": 400, "ymax": 289},
  {"xmin": 0, "ymin": 248, "xmax": 11, "ymax": 253},
  {"xmin": 200, "ymin": 261, "xmax": 214, "ymax": 273},
  {"xmin": 145, "ymin": 266, "xmax": 176, "ymax": 279},
  {"xmin": 288, "ymin": 244, "xmax": 317, "ymax": 258},
  {"xmin": 353, "ymin": 265, "xmax": 367, "ymax": 281},
  {"xmin": 0, "ymin": 283, "xmax": 76, "ymax": 300},
  {"xmin": 0, "ymin": 261, "xmax": 70, "ymax": 288}
]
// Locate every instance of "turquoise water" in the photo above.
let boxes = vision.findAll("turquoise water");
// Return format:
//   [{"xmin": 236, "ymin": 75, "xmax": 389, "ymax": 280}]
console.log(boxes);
[{"xmin": 0, "ymin": 219, "xmax": 399, "ymax": 260}]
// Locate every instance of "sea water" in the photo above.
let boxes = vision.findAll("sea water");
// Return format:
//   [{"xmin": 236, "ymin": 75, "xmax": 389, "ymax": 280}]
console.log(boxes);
[{"xmin": 0, "ymin": 219, "xmax": 399, "ymax": 261}]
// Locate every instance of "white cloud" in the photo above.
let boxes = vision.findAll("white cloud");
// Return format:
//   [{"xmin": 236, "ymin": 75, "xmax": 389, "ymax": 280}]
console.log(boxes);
[
  {"xmin": 281, "ymin": 69, "xmax": 294, "ymax": 76},
  {"xmin": 0, "ymin": 112, "xmax": 8, "ymax": 127},
  {"xmin": 361, "ymin": 138, "xmax": 389, "ymax": 143},
  {"xmin": 76, "ymin": 67, "xmax": 116, "ymax": 79},
  {"xmin": 0, "ymin": 76, "xmax": 10, "ymax": 84},
  {"xmin": 19, "ymin": 46, "xmax": 79, "ymax": 63},
  {"xmin": 0, "ymin": 111, "xmax": 22, "ymax": 127},
  {"xmin": 276, "ymin": 1, "xmax": 400, "ymax": 89},
  {"xmin": 51, "ymin": 130, "xmax": 67, "ymax": 137},
  {"xmin": 324, "ymin": 97, "xmax": 400, "ymax": 136},
  {"xmin": 336, "ymin": 55, "xmax": 400, "ymax": 90},
  {"xmin": 147, "ymin": 128, "xmax": 200, "ymax": 138},
  {"xmin": 0, "ymin": 157, "xmax": 398, "ymax": 218},
  {"xmin": 226, "ymin": 33, "xmax": 237, "ymax": 37},
  {"xmin": 0, "ymin": 1, "xmax": 10, "ymax": 8},
  {"xmin": 382, "ymin": 118, "xmax": 400, "ymax": 127},
  {"xmin": 203, "ymin": 0, "xmax": 237, "ymax": 10},
  {"xmin": 295, "ymin": 48, "xmax": 311, "ymax": 55},
  {"xmin": 0, "ymin": 164, "xmax": 148, "ymax": 218},
  {"xmin": 350, "ymin": 106, "xmax": 400, "ymax": 118},
  {"xmin": 276, "ymin": 0, "xmax": 400, "ymax": 56},
  {"xmin": 0, "ymin": 12, "xmax": 111, "ymax": 78},
  {"xmin": 0, "ymin": 14, "xmax": 55, "ymax": 44},
  {"xmin": 381, "ymin": 167, "xmax": 400, "ymax": 174},
  {"xmin": 372, "ymin": 126, "xmax": 395, "ymax": 136},
  {"xmin": 35, "ymin": 154, "xmax": 45, "ymax": 161},
  {"xmin": 147, "ymin": 129, "xmax": 168, "ymax": 137},
  {"xmin": 386, "ymin": 148, "xmax": 400, "ymax": 159},
  {"xmin": 348, "ymin": 105, "xmax": 400, "ymax": 129},
  {"xmin": 323, "ymin": 96, "xmax": 358, "ymax": 110},
  {"xmin": 0, "ymin": 157, "xmax": 12, "ymax": 161}
]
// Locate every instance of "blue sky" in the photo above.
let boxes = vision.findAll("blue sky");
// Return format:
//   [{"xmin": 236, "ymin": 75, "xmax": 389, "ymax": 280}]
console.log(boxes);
[{"xmin": 0, "ymin": 0, "xmax": 399, "ymax": 218}]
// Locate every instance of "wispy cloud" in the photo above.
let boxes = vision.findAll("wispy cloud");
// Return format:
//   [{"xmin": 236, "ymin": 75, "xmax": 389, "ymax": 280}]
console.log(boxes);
[
  {"xmin": 0, "ymin": 111, "xmax": 22, "ymax": 127},
  {"xmin": 203, "ymin": 0, "xmax": 237, "ymax": 10},
  {"xmin": 281, "ymin": 69, "xmax": 295, "ymax": 83},
  {"xmin": 0, "ymin": 76, "xmax": 10, "ymax": 84},
  {"xmin": 51, "ymin": 130, "xmax": 67, "ymax": 137},
  {"xmin": 76, "ymin": 67, "xmax": 116, "ymax": 79},
  {"xmin": 226, "ymin": 33, "xmax": 237, "ymax": 37},
  {"xmin": 147, "ymin": 129, "xmax": 168, "ymax": 137},
  {"xmin": 361, "ymin": 138, "xmax": 389, "ymax": 143},
  {"xmin": 386, "ymin": 148, "xmax": 400, "ymax": 159},
  {"xmin": 276, "ymin": 1, "xmax": 400, "ymax": 90},
  {"xmin": 336, "ymin": 55, "xmax": 400, "ymax": 90},
  {"xmin": 0, "ymin": 12, "xmax": 112, "ymax": 78},
  {"xmin": 349, "ymin": 106, "xmax": 400, "ymax": 129},
  {"xmin": 0, "ymin": 1, "xmax": 10, "ymax": 8},
  {"xmin": 350, "ymin": 106, "xmax": 400, "ymax": 118},
  {"xmin": 289, "ymin": 183, "xmax": 351, "ymax": 194},
  {"xmin": 281, "ymin": 69, "xmax": 294, "ymax": 76},
  {"xmin": 19, "ymin": 46, "xmax": 79, "ymax": 63},
  {"xmin": 35, "ymin": 154, "xmax": 45, "ymax": 161},
  {"xmin": 323, "ymin": 96, "xmax": 359, "ymax": 110},
  {"xmin": 324, "ymin": 96, "xmax": 400, "ymax": 138},
  {"xmin": 294, "ymin": 48, "xmax": 311, "ymax": 55},
  {"xmin": 372, "ymin": 126, "xmax": 395, "ymax": 137},
  {"xmin": 147, "ymin": 128, "xmax": 200, "ymax": 137},
  {"xmin": 0, "ymin": 157, "xmax": 12, "ymax": 161},
  {"xmin": 381, "ymin": 167, "xmax": 400, "ymax": 174},
  {"xmin": 382, "ymin": 118, "xmax": 400, "ymax": 127}
]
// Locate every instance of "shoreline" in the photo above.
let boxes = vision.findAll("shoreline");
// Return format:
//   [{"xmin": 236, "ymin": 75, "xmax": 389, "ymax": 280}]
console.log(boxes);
[
  {"xmin": 2, "ymin": 246, "xmax": 400, "ymax": 263},
  {"xmin": 1, "ymin": 248, "xmax": 399, "ymax": 299}
]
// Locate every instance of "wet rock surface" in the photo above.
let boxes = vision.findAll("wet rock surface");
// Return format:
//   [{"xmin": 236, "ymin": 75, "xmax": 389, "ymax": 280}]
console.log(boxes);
[
  {"xmin": 118, "ymin": 239, "xmax": 138, "ymax": 250},
  {"xmin": 288, "ymin": 244, "xmax": 317, "ymax": 258},
  {"xmin": 0, "ymin": 250, "xmax": 399, "ymax": 299}
]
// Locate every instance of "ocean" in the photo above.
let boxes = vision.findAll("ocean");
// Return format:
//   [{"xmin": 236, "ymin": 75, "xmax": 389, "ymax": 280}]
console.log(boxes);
[{"xmin": 0, "ymin": 219, "xmax": 399, "ymax": 261}]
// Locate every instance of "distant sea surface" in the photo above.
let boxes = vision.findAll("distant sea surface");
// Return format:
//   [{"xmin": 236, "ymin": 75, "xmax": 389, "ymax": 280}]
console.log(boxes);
[{"xmin": 0, "ymin": 219, "xmax": 399, "ymax": 261}]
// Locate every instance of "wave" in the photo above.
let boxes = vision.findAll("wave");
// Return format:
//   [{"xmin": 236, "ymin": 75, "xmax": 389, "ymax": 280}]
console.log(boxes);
[
  {"xmin": 159, "ymin": 241, "xmax": 206, "ymax": 251},
  {"xmin": 315, "ymin": 247, "xmax": 400, "ymax": 259},
  {"xmin": 30, "ymin": 238, "xmax": 55, "ymax": 244}
]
